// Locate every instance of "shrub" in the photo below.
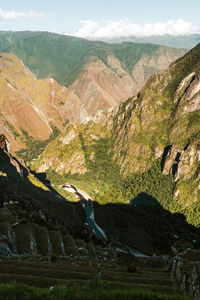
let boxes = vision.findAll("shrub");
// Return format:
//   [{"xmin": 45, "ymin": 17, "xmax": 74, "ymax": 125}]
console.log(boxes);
[{"xmin": 0, "ymin": 134, "xmax": 6, "ymax": 142}]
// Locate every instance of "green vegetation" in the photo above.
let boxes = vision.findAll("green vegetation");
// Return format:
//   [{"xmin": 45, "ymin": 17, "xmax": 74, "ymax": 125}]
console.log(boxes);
[
  {"xmin": 183, "ymin": 196, "xmax": 200, "ymax": 227},
  {"xmin": 95, "ymin": 188, "xmax": 124, "ymax": 204},
  {"xmin": 123, "ymin": 159, "xmax": 176, "ymax": 211},
  {"xmin": 53, "ymin": 185, "xmax": 78, "ymax": 202},
  {"xmin": 112, "ymin": 42, "xmax": 159, "ymax": 75},
  {"xmin": 188, "ymin": 109, "xmax": 200, "ymax": 129},
  {"xmin": 36, "ymin": 120, "xmax": 124, "ymax": 202},
  {"xmin": 81, "ymin": 137, "xmax": 121, "ymax": 184},
  {"xmin": 174, "ymin": 174, "xmax": 200, "ymax": 227},
  {"xmin": 16, "ymin": 125, "xmax": 60, "ymax": 163},
  {"xmin": 47, "ymin": 136, "xmax": 123, "ymax": 203},
  {"xmin": 0, "ymin": 284, "xmax": 193, "ymax": 300},
  {"xmin": 4, "ymin": 120, "xmax": 20, "ymax": 138},
  {"xmin": 45, "ymin": 134, "xmax": 124, "ymax": 203},
  {"xmin": 47, "ymin": 149, "xmax": 175, "ymax": 210},
  {"xmin": 0, "ymin": 31, "xmax": 41, "ymax": 50},
  {"xmin": 28, "ymin": 173, "xmax": 49, "ymax": 191}
]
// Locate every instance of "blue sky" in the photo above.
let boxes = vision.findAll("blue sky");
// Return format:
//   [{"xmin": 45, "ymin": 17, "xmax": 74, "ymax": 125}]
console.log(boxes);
[{"xmin": 0, "ymin": 0, "xmax": 200, "ymax": 37}]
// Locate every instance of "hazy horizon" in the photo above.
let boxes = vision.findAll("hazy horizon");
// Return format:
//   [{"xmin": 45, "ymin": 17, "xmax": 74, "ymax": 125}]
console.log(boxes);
[{"xmin": 0, "ymin": 0, "xmax": 199, "ymax": 39}]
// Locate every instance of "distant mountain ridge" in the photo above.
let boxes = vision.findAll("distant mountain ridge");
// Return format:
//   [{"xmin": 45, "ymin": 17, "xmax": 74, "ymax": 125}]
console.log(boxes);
[
  {"xmin": 0, "ymin": 31, "xmax": 186, "ymax": 115},
  {"xmin": 88, "ymin": 34, "xmax": 200, "ymax": 49}
]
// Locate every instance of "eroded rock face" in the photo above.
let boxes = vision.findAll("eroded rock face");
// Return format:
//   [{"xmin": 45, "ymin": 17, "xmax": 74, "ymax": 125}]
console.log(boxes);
[
  {"xmin": 158, "ymin": 73, "xmax": 200, "ymax": 208},
  {"xmin": 162, "ymin": 145, "xmax": 199, "ymax": 182}
]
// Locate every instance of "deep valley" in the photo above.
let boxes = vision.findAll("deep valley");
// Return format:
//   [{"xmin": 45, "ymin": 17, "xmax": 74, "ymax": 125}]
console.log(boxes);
[{"xmin": 0, "ymin": 31, "xmax": 200, "ymax": 299}]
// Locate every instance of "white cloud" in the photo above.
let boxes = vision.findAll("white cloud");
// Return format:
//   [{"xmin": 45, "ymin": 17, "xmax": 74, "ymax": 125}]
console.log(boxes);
[
  {"xmin": 0, "ymin": 8, "xmax": 45, "ymax": 20},
  {"xmin": 65, "ymin": 20, "xmax": 98, "ymax": 38},
  {"xmin": 66, "ymin": 18, "xmax": 199, "ymax": 39}
]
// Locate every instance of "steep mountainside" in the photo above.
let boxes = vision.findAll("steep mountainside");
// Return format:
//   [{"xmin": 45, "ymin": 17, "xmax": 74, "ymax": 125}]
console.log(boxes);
[
  {"xmin": 34, "ymin": 43, "xmax": 200, "ymax": 226},
  {"xmin": 0, "ymin": 31, "xmax": 186, "ymax": 115},
  {"xmin": 0, "ymin": 53, "xmax": 87, "ymax": 153}
]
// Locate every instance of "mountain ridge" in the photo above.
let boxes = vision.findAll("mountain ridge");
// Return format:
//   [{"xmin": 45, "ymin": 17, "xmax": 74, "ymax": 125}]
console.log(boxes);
[
  {"xmin": 0, "ymin": 31, "xmax": 186, "ymax": 115},
  {"xmin": 89, "ymin": 33, "xmax": 200, "ymax": 49}
]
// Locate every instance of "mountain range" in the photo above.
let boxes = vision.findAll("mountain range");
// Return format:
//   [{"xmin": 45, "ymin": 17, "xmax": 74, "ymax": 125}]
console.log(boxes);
[
  {"xmin": 97, "ymin": 34, "xmax": 200, "ymax": 49},
  {"xmin": 0, "ymin": 31, "xmax": 186, "ymax": 116}
]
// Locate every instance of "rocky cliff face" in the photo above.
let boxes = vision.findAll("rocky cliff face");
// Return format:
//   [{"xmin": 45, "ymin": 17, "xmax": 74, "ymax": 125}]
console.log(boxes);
[
  {"xmin": 0, "ymin": 53, "xmax": 87, "ymax": 151},
  {"xmin": 34, "ymin": 43, "xmax": 200, "ymax": 226}
]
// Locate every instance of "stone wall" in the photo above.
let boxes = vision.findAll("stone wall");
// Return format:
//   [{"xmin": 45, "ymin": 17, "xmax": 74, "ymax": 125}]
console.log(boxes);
[{"xmin": 170, "ymin": 250, "xmax": 200, "ymax": 298}]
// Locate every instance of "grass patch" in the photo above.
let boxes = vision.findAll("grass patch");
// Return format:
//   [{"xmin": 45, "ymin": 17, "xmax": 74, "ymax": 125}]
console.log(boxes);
[{"xmin": 0, "ymin": 283, "xmax": 193, "ymax": 300}]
